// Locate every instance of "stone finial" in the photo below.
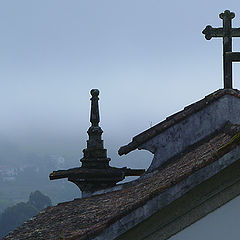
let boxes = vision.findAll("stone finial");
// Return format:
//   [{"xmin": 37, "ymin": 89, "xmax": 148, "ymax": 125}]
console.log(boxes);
[
  {"xmin": 81, "ymin": 89, "xmax": 109, "ymax": 169},
  {"xmin": 49, "ymin": 89, "xmax": 145, "ymax": 197},
  {"xmin": 90, "ymin": 89, "xmax": 100, "ymax": 127}
]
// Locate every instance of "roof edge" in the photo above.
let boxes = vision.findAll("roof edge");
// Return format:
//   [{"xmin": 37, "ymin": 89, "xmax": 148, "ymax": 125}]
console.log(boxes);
[
  {"xmin": 96, "ymin": 143, "xmax": 240, "ymax": 240},
  {"xmin": 118, "ymin": 88, "xmax": 240, "ymax": 156}
]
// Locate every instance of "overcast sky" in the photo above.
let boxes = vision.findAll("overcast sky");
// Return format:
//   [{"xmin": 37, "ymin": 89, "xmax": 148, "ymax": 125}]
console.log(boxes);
[
  {"xmin": 2, "ymin": 0, "xmax": 240, "ymax": 157},
  {"xmin": 2, "ymin": 0, "xmax": 240, "ymax": 174},
  {"xmin": 1, "ymin": 1, "xmax": 240, "ymax": 239},
  {"xmin": 1, "ymin": 1, "xmax": 240, "ymax": 168}
]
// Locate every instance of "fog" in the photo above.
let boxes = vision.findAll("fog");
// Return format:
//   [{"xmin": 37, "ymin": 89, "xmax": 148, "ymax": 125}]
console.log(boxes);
[
  {"xmin": 1, "ymin": 0, "xmax": 240, "ymax": 239},
  {"xmin": 3, "ymin": 0, "xmax": 240, "ymax": 153}
]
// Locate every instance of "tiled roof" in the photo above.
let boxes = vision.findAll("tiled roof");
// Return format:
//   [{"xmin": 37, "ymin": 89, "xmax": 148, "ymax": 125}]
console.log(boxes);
[
  {"xmin": 3, "ymin": 122, "xmax": 240, "ymax": 240},
  {"xmin": 118, "ymin": 89, "xmax": 240, "ymax": 156}
]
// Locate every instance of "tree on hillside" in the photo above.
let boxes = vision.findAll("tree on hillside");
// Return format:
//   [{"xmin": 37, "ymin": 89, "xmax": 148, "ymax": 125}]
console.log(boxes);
[
  {"xmin": 28, "ymin": 190, "xmax": 52, "ymax": 211},
  {"xmin": 0, "ymin": 202, "xmax": 37, "ymax": 238},
  {"xmin": 0, "ymin": 190, "xmax": 52, "ymax": 238}
]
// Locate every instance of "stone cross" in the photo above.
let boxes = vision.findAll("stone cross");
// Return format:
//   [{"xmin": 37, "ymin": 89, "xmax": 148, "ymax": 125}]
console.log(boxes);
[{"xmin": 202, "ymin": 10, "xmax": 240, "ymax": 88}]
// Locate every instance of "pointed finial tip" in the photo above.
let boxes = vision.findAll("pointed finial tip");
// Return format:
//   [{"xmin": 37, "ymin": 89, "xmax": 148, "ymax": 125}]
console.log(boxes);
[{"xmin": 90, "ymin": 89, "xmax": 99, "ymax": 97}]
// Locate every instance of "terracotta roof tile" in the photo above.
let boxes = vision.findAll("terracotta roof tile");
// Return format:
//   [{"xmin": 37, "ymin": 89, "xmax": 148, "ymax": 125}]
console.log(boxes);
[{"xmin": 3, "ymin": 123, "xmax": 240, "ymax": 240}]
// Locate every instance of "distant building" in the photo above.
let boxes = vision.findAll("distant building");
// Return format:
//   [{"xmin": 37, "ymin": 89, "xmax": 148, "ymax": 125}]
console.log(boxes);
[{"xmin": 0, "ymin": 166, "xmax": 18, "ymax": 182}]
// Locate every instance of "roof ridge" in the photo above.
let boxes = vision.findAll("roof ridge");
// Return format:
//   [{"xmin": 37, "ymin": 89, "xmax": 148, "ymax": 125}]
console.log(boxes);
[{"xmin": 118, "ymin": 89, "xmax": 240, "ymax": 156}]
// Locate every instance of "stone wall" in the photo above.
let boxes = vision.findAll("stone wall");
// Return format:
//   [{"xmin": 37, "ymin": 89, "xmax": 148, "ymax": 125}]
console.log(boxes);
[{"xmin": 139, "ymin": 95, "xmax": 240, "ymax": 172}]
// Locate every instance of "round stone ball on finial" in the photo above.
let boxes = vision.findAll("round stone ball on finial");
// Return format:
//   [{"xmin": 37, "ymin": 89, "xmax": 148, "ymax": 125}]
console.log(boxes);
[{"xmin": 90, "ymin": 89, "xmax": 100, "ymax": 97}]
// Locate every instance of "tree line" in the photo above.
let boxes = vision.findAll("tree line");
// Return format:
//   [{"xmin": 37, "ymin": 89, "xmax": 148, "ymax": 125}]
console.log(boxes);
[{"xmin": 0, "ymin": 191, "xmax": 52, "ymax": 239}]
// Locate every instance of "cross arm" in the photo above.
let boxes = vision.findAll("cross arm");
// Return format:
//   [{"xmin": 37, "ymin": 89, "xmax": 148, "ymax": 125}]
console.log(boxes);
[
  {"xmin": 225, "ymin": 52, "xmax": 240, "ymax": 62},
  {"xmin": 202, "ymin": 26, "xmax": 223, "ymax": 40},
  {"xmin": 231, "ymin": 28, "xmax": 240, "ymax": 37}
]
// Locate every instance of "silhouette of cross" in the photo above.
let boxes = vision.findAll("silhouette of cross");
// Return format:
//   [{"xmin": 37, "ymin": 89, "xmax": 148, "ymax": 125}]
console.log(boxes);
[{"xmin": 202, "ymin": 10, "xmax": 240, "ymax": 88}]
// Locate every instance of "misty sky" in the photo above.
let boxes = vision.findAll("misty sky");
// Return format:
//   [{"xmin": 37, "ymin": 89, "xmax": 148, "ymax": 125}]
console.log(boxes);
[
  {"xmin": 1, "ymin": 1, "xmax": 240, "ymax": 238},
  {"xmin": 2, "ymin": 0, "xmax": 240, "ymax": 156}
]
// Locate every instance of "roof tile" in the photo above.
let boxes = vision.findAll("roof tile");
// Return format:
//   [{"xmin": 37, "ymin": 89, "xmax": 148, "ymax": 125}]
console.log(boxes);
[{"xmin": 3, "ymin": 123, "xmax": 240, "ymax": 240}]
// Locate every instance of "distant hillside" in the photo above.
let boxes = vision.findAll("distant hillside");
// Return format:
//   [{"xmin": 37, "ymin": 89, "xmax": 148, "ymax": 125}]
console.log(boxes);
[
  {"xmin": 0, "ymin": 191, "xmax": 52, "ymax": 239},
  {"xmin": 0, "ymin": 145, "xmax": 80, "ymax": 211}
]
